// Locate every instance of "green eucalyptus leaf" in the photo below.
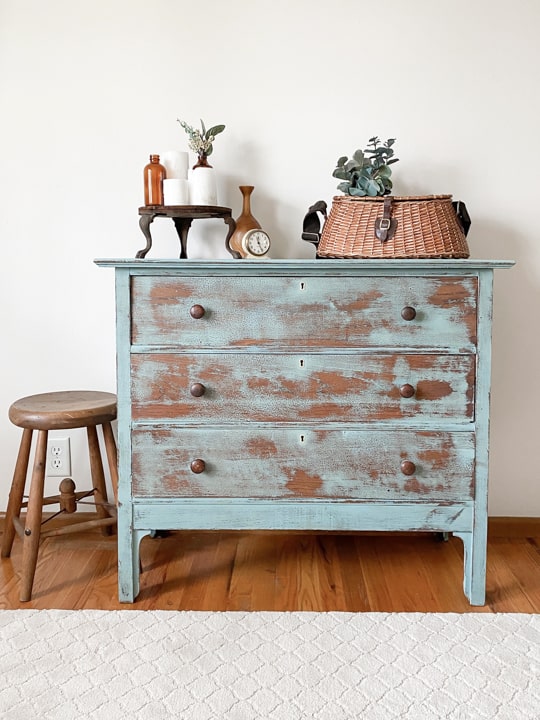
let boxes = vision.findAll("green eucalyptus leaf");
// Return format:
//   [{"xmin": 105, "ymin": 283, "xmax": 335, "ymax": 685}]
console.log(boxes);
[
  {"xmin": 337, "ymin": 181, "xmax": 351, "ymax": 193},
  {"xmin": 206, "ymin": 124, "xmax": 225, "ymax": 138},
  {"xmin": 357, "ymin": 174, "xmax": 370, "ymax": 189},
  {"xmin": 349, "ymin": 186, "xmax": 367, "ymax": 196},
  {"xmin": 377, "ymin": 165, "xmax": 392, "ymax": 178},
  {"xmin": 352, "ymin": 149, "xmax": 365, "ymax": 164},
  {"xmin": 333, "ymin": 168, "xmax": 350, "ymax": 180},
  {"xmin": 336, "ymin": 156, "xmax": 348, "ymax": 167},
  {"xmin": 345, "ymin": 159, "xmax": 360, "ymax": 173},
  {"xmin": 387, "ymin": 158, "xmax": 399, "ymax": 165},
  {"xmin": 366, "ymin": 180, "xmax": 379, "ymax": 196}
]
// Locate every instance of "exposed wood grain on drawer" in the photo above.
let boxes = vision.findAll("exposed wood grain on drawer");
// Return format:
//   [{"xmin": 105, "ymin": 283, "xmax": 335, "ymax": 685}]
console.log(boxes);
[
  {"xmin": 131, "ymin": 353, "xmax": 475, "ymax": 423},
  {"xmin": 130, "ymin": 276, "xmax": 478, "ymax": 349},
  {"xmin": 131, "ymin": 428, "xmax": 475, "ymax": 501}
]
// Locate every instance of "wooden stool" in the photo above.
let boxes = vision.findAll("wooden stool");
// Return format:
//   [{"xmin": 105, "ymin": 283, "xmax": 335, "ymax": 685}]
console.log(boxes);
[{"xmin": 1, "ymin": 391, "xmax": 118, "ymax": 601}]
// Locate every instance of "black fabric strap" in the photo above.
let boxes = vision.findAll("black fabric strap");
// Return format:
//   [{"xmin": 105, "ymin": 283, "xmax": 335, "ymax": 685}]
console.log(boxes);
[{"xmin": 302, "ymin": 201, "xmax": 327, "ymax": 246}]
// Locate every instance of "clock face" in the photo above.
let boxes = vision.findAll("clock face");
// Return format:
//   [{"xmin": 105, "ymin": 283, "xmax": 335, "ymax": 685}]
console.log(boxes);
[{"xmin": 242, "ymin": 229, "xmax": 271, "ymax": 257}]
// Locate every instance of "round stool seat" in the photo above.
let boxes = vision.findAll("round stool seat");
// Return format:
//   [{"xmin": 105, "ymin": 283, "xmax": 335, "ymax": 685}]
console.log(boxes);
[{"xmin": 9, "ymin": 391, "xmax": 117, "ymax": 431}]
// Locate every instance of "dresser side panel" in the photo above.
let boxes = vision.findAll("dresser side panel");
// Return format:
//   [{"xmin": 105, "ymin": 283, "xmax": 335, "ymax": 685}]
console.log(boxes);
[{"xmin": 114, "ymin": 268, "xmax": 136, "ymax": 601}]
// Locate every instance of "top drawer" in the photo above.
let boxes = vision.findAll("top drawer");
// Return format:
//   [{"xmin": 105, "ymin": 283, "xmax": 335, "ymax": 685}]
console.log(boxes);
[{"xmin": 131, "ymin": 275, "xmax": 478, "ymax": 350}]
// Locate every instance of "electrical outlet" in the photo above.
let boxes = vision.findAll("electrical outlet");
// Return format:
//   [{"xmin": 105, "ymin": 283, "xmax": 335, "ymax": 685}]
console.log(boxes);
[{"xmin": 46, "ymin": 437, "xmax": 72, "ymax": 477}]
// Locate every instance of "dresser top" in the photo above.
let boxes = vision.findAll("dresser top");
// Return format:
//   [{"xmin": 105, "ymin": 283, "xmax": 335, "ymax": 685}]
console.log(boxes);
[{"xmin": 95, "ymin": 258, "xmax": 514, "ymax": 275}]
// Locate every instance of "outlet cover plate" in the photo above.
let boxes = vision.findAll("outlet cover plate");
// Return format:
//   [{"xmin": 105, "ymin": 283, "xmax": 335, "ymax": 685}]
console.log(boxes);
[{"xmin": 46, "ymin": 437, "xmax": 72, "ymax": 477}]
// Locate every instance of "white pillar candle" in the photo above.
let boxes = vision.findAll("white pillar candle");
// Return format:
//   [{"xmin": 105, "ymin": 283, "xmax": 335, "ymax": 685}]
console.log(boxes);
[
  {"xmin": 163, "ymin": 178, "xmax": 189, "ymax": 205},
  {"xmin": 189, "ymin": 167, "xmax": 217, "ymax": 206},
  {"xmin": 161, "ymin": 151, "xmax": 189, "ymax": 179}
]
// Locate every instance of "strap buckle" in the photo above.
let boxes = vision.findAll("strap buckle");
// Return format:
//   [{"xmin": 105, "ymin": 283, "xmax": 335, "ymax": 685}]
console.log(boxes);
[
  {"xmin": 301, "ymin": 232, "xmax": 321, "ymax": 242},
  {"xmin": 375, "ymin": 196, "xmax": 397, "ymax": 242}
]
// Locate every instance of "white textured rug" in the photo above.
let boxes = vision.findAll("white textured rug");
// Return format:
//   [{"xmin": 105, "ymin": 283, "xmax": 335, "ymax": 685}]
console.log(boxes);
[{"xmin": 0, "ymin": 611, "xmax": 539, "ymax": 719}]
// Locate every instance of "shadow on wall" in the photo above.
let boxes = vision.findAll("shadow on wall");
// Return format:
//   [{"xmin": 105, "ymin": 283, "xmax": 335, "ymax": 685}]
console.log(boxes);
[{"xmin": 470, "ymin": 217, "xmax": 530, "ymax": 432}]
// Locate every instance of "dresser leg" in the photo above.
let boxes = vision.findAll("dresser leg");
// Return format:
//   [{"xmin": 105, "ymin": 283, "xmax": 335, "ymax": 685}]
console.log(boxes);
[
  {"xmin": 118, "ymin": 526, "xmax": 136, "ymax": 602},
  {"xmin": 455, "ymin": 530, "xmax": 486, "ymax": 606},
  {"xmin": 118, "ymin": 527, "xmax": 149, "ymax": 602}
]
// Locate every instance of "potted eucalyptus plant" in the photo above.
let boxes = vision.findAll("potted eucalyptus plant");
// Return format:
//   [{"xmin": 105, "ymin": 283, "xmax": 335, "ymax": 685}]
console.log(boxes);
[{"xmin": 332, "ymin": 137, "xmax": 399, "ymax": 197}]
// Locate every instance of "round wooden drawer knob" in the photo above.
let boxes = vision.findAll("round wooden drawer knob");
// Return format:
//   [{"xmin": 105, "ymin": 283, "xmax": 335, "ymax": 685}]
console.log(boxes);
[
  {"xmin": 400, "ymin": 460, "xmax": 416, "ymax": 476},
  {"xmin": 190, "ymin": 383, "xmax": 206, "ymax": 397},
  {"xmin": 190, "ymin": 304, "xmax": 206, "ymax": 319},
  {"xmin": 190, "ymin": 459, "xmax": 206, "ymax": 474},
  {"xmin": 401, "ymin": 306, "xmax": 417, "ymax": 321},
  {"xmin": 400, "ymin": 384, "xmax": 416, "ymax": 398}
]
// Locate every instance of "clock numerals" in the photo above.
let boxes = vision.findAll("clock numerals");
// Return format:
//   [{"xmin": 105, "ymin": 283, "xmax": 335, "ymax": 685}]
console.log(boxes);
[{"xmin": 242, "ymin": 229, "xmax": 271, "ymax": 257}]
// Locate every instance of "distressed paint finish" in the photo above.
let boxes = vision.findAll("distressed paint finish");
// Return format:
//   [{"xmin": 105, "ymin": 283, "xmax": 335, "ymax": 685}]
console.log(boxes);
[
  {"xmin": 95, "ymin": 258, "xmax": 514, "ymax": 605},
  {"xmin": 131, "ymin": 353, "xmax": 475, "ymax": 424},
  {"xmin": 132, "ymin": 500, "xmax": 474, "ymax": 533},
  {"xmin": 131, "ymin": 427, "xmax": 475, "ymax": 500},
  {"xmin": 131, "ymin": 275, "xmax": 478, "ymax": 350}
]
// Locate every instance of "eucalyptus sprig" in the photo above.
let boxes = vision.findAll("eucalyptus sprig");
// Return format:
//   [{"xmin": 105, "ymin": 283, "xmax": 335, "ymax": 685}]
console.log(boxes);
[
  {"xmin": 333, "ymin": 137, "xmax": 399, "ymax": 197},
  {"xmin": 177, "ymin": 118, "xmax": 225, "ymax": 157}
]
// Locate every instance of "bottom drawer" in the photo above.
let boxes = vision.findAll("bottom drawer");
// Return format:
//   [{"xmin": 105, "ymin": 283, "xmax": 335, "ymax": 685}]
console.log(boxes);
[{"xmin": 131, "ymin": 427, "xmax": 474, "ymax": 501}]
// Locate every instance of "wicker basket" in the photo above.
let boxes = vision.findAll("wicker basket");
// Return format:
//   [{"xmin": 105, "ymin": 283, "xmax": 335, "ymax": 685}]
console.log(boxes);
[{"xmin": 316, "ymin": 194, "xmax": 470, "ymax": 259}]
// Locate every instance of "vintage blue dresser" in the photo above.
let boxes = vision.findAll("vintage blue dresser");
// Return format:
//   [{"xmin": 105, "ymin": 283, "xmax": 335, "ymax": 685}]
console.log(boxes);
[{"xmin": 96, "ymin": 259, "xmax": 513, "ymax": 604}]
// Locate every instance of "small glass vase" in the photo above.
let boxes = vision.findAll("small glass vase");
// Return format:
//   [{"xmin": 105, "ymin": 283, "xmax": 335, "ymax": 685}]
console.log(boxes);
[{"xmin": 189, "ymin": 154, "xmax": 218, "ymax": 206}]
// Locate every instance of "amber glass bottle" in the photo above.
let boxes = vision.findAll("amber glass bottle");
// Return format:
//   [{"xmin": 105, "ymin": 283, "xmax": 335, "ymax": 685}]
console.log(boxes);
[{"xmin": 143, "ymin": 154, "xmax": 165, "ymax": 206}]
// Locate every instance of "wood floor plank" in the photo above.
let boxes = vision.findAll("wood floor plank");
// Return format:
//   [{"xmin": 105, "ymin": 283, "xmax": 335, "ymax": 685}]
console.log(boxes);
[
  {"xmin": 313, "ymin": 535, "xmax": 349, "ymax": 612},
  {"xmin": 275, "ymin": 535, "xmax": 301, "ymax": 611},
  {"xmin": 136, "ymin": 533, "xmax": 190, "ymax": 610},
  {"xmin": 329, "ymin": 535, "xmax": 371, "ymax": 612},
  {"xmin": 365, "ymin": 536, "xmax": 439, "ymax": 612},
  {"xmin": 486, "ymin": 538, "xmax": 539, "ymax": 612},
  {"xmin": 199, "ymin": 533, "xmax": 238, "ymax": 611},
  {"xmin": 227, "ymin": 532, "xmax": 276, "ymax": 611},
  {"xmin": 0, "ymin": 526, "xmax": 539, "ymax": 612}
]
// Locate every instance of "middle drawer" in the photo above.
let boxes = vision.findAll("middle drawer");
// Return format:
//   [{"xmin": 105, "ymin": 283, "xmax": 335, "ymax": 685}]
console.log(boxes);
[{"xmin": 131, "ymin": 353, "xmax": 475, "ymax": 424}]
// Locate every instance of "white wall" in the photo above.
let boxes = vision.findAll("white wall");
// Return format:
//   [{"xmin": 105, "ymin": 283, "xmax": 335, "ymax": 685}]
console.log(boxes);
[{"xmin": 0, "ymin": 0, "xmax": 537, "ymax": 515}]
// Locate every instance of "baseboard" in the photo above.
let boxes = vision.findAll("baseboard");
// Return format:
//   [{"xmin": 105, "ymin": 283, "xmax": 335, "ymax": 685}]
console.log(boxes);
[
  {"xmin": 487, "ymin": 517, "xmax": 540, "ymax": 538},
  {"xmin": 1, "ymin": 513, "xmax": 539, "ymax": 538}
]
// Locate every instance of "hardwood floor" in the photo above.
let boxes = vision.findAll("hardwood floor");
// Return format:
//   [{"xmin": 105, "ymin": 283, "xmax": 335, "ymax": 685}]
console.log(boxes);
[{"xmin": 0, "ymin": 518, "xmax": 539, "ymax": 612}]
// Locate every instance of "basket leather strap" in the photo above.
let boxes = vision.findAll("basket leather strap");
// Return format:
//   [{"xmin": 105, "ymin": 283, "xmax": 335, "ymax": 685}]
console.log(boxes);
[
  {"xmin": 302, "ymin": 200, "xmax": 327, "ymax": 246},
  {"xmin": 452, "ymin": 200, "xmax": 471, "ymax": 236},
  {"xmin": 375, "ymin": 196, "xmax": 398, "ymax": 242}
]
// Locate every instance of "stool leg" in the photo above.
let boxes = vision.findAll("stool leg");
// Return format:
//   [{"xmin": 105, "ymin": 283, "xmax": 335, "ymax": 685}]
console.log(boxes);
[
  {"xmin": 20, "ymin": 429, "xmax": 48, "ymax": 602},
  {"xmin": 87, "ymin": 425, "xmax": 112, "ymax": 536},
  {"xmin": 101, "ymin": 421, "xmax": 118, "ymax": 505},
  {"xmin": 1, "ymin": 428, "xmax": 33, "ymax": 558}
]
